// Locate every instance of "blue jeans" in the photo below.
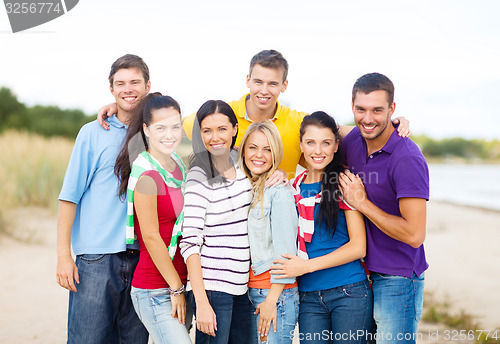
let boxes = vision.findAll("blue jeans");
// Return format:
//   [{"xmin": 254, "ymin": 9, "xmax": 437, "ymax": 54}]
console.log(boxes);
[
  {"xmin": 131, "ymin": 287, "xmax": 193, "ymax": 344},
  {"xmin": 370, "ymin": 272, "xmax": 425, "ymax": 344},
  {"xmin": 298, "ymin": 279, "xmax": 373, "ymax": 344},
  {"xmin": 189, "ymin": 290, "xmax": 252, "ymax": 344},
  {"xmin": 67, "ymin": 251, "xmax": 148, "ymax": 344},
  {"xmin": 248, "ymin": 287, "xmax": 299, "ymax": 344}
]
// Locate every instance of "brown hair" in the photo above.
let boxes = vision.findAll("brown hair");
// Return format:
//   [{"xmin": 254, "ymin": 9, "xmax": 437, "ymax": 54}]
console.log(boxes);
[
  {"xmin": 108, "ymin": 54, "xmax": 150, "ymax": 86},
  {"xmin": 249, "ymin": 50, "xmax": 289, "ymax": 82},
  {"xmin": 352, "ymin": 72, "xmax": 394, "ymax": 104}
]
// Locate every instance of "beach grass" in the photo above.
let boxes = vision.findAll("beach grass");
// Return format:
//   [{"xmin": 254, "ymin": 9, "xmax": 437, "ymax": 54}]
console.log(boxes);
[
  {"xmin": 423, "ymin": 292, "xmax": 479, "ymax": 330},
  {"xmin": 0, "ymin": 130, "xmax": 74, "ymax": 213},
  {"xmin": 422, "ymin": 292, "xmax": 500, "ymax": 343}
]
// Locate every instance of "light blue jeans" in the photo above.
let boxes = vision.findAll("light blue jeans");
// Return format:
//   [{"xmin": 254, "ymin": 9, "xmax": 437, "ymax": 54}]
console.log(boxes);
[
  {"xmin": 370, "ymin": 272, "xmax": 425, "ymax": 344},
  {"xmin": 131, "ymin": 287, "xmax": 193, "ymax": 344},
  {"xmin": 248, "ymin": 287, "xmax": 299, "ymax": 344}
]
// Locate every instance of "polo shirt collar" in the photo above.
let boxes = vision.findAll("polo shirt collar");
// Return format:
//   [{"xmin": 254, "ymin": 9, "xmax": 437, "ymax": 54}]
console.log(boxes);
[
  {"xmin": 379, "ymin": 126, "xmax": 401, "ymax": 154},
  {"xmin": 242, "ymin": 93, "xmax": 281, "ymax": 122},
  {"xmin": 107, "ymin": 114, "xmax": 128, "ymax": 129}
]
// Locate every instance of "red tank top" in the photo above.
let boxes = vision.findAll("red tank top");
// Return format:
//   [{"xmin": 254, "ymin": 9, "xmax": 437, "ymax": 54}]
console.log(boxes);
[{"xmin": 131, "ymin": 167, "xmax": 188, "ymax": 289}]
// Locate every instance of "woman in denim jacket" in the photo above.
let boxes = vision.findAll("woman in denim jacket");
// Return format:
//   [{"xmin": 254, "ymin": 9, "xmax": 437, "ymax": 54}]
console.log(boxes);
[{"xmin": 238, "ymin": 122, "xmax": 299, "ymax": 344}]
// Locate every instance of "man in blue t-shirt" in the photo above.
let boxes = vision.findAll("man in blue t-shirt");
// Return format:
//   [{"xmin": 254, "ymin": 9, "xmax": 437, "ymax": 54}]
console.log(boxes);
[
  {"xmin": 340, "ymin": 73, "xmax": 429, "ymax": 344},
  {"xmin": 56, "ymin": 54, "xmax": 151, "ymax": 344}
]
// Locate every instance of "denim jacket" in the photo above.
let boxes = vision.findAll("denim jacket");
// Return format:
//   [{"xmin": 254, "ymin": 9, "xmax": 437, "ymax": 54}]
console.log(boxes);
[{"xmin": 248, "ymin": 184, "xmax": 298, "ymax": 285}]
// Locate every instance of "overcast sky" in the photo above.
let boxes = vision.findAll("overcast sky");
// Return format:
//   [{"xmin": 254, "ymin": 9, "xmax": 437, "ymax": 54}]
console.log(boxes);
[{"xmin": 1, "ymin": 0, "xmax": 499, "ymax": 139}]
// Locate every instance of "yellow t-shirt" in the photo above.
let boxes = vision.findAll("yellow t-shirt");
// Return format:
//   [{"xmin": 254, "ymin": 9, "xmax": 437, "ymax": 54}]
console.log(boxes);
[{"xmin": 182, "ymin": 94, "xmax": 308, "ymax": 178}]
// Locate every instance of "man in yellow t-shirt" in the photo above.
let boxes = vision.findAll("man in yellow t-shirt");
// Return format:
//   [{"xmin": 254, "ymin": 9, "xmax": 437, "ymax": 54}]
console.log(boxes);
[{"xmin": 182, "ymin": 50, "xmax": 315, "ymax": 178}]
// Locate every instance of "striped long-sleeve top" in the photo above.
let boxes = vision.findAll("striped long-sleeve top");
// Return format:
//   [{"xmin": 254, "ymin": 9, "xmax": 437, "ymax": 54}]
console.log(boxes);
[{"xmin": 180, "ymin": 165, "xmax": 252, "ymax": 296}]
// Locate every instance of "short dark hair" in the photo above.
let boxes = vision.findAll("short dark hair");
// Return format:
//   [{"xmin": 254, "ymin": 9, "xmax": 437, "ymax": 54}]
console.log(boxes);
[
  {"xmin": 249, "ymin": 50, "xmax": 288, "ymax": 82},
  {"xmin": 108, "ymin": 54, "xmax": 150, "ymax": 86},
  {"xmin": 352, "ymin": 72, "xmax": 394, "ymax": 104}
]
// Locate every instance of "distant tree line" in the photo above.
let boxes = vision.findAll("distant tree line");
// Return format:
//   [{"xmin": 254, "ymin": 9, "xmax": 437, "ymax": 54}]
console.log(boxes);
[
  {"xmin": 1, "ymin": 86, "xmax": 499, "ymax": 160},
  {"xmin": 0, "ymin": 87, "xmax": 93, "ymax": 139},
  {"xmin": 413, "ymin": 135, "xmax": 500, "ymax": 160}
]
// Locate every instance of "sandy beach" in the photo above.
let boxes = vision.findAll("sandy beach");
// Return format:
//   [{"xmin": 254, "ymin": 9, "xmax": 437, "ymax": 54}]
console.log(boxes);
[{"xmin": 0, "ymin": 201, "xmax": 499, "ymax": 343}]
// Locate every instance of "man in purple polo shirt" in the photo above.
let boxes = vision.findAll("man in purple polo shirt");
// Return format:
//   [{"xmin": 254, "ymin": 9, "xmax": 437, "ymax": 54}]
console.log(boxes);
[{"xmin": 339, "ymin": 72, "xmax": 429, "ymax": 344}]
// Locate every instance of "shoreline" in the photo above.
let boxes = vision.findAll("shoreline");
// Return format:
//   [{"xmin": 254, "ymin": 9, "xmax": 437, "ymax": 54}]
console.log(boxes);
[{"xmin": 429, "ymin": 199, "xmax": 500, "ymax": 215}]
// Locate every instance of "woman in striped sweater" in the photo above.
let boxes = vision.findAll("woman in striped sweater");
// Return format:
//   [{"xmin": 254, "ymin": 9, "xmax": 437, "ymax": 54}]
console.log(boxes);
[{"xmin": 179, "ymin": 100, "xmax": 253, "ymax": 344}]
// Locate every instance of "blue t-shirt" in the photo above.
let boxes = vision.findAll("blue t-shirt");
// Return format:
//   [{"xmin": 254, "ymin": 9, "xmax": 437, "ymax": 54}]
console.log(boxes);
[
  {"xmin": 59, "ymin": 115, "xmax": 139, "ymax": 255},
  {"xmin": 297, "ymin": 181, "xmax": 367, "ymax": 292}
]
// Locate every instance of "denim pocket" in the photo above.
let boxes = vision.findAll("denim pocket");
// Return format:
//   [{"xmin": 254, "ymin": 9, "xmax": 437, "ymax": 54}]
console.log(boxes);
[
  {"xmin": 131, "ymin": 292, "xmax": 142, "ymax": 321},
  {"xmin": 279, "ymin": 290, "xmax": 299, "ymax": 305},
  {"xmin": 299, "ymin": 291, "xmax": 308, "ymax": 303},
  {"xmin": 342, "ymin": 283, "xmax": 369, "ymax": 298},
  {"xmin": 149, "ymin": 289, "xmax": 172, "ymax": 322},
  {"xmin": 79, "ymin": 253, "xmax": 109, "ymax": 264},
  {"xmin": 249, "ymin": 206, "xmax": 271, "ymax": 234},
  {"xmin": 150, "ymin": 289, "xmax": 171, "ymax": 307}
]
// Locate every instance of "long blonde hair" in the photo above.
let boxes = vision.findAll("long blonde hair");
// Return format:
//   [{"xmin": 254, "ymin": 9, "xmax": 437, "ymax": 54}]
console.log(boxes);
[{"xmin": 238, "ymin": 122, "xmax": 283, "ymax": 211}]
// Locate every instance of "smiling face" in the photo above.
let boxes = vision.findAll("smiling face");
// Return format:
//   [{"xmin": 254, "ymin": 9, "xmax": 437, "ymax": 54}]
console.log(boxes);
[
  {"xmin": 300, "ymin": 125, "xmax": 339, "ymax": 175},
  {"xmin": 110, "ymin": 67, "xmax": 151, "ymax": 114},
  {"xmin": 246, "ymin": 64, "xmax": 288, "ymax": 118},
  {"xmin": 143, "ymin": 107, "xmax": 182, "ymax": 159},
  {"xmin": 200, "ymin": 113, "xmax": 238, "ymax": 158},
  {"xmin": 243, "ymin": 130, "xmax": 273, "ymax": 176},
  {"xmin": 352, "ymin": 90, "xmax": 395, "ymax": 143}
]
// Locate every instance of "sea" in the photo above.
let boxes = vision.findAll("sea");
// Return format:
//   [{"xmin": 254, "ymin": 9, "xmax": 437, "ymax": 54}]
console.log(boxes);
[{"xmin": 429, "ymin": 164, "xmax": 500, "ymax": 211}]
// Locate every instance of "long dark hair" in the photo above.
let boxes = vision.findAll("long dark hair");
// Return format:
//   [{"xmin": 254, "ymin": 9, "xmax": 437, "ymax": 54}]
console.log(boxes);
[
  {"xmin": 299, "ymin": 111, "xmax": 342, "ymax": 235},
  {"xmin": 189, "ymin": 100, "xmax": 238, "ymax": 185},
  {"xmin": 114, "ymin": 92, "xmax": 181, "ymax": 200}
]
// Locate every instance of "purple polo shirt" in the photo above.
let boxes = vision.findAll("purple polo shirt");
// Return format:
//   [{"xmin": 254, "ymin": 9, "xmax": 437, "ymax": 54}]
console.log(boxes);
[{"xmin": 341, "ymin": 127, "xmax": 429, "ymax": 278}]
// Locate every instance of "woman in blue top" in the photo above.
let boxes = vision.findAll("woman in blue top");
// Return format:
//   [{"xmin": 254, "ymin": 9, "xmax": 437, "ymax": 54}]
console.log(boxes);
[
  {"xmin": 271, "ymin": 111, "xmax": 373, "ymax": 344},
  {"xmin": 238, "ymin": 122, "xmax": 299, "ymax": 344}
]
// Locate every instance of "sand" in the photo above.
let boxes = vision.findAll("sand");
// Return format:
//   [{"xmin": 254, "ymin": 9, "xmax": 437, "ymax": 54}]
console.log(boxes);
[{"xmin": 0, "ymin": 201, "xmax": 499, "ymax": 343}]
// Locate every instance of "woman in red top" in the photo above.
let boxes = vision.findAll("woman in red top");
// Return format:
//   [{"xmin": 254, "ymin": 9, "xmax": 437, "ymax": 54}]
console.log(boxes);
[{"xmin": 115, "ymin": 93, "xmax": 191, "ymax": 344}]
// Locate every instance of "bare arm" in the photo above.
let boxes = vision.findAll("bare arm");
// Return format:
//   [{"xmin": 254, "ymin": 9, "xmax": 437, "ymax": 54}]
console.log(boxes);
[
  {"xmin": 338, "ymin": 125, "xmax": 355, "ymax": 139},
  {"xmin": 56, "ymin": 200, "xmax": 79, "ymax": 292},
  {"xmin": 264, "ymin": 168, "xmax": 288, "ymax": 187},
  {"xmin": 97, "ymin": 102, "xmax": 118, "ymax": 130},
  {"xmin": 134, "ymin": 176, "xmax": 186, "ymax": 323},
  {"xmin": 339, "ymin": 170, "xmax": 426, "ymax": 248},
  {"xmin": 271, "ymin": 209, "xmax": 366, "ymax": 279},
  {"xmin": 338, "ymin": 116, "xmax": 411, "ymax": 139}
]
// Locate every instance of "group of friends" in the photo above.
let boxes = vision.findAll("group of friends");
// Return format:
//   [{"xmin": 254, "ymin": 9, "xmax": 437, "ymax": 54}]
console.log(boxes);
[{"xmin": 56, "ymin": 50, "xmax": 429, "ymax": 344}]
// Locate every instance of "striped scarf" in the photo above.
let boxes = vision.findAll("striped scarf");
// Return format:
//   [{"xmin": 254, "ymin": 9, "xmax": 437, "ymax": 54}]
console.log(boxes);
[
  {"xmin": 126, "ymin": 151, "xmax": 187, "ymax": 259},
  {"xmin": 290, "ymin": 170, "xmax": 321, "ymax": 260}
]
